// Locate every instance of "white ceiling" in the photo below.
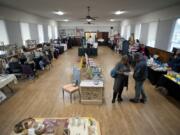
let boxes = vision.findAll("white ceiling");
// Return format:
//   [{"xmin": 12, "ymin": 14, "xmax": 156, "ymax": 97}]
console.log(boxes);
[{"xmin": 0, "ymin": 0, "xmax": 180, "ymax": 22}]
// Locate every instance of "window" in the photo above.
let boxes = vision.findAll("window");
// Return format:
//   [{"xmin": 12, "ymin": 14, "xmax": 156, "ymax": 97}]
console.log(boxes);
[
  {"xmin": 147, "ymin": 22, "xmax": 158, "ymax": 47},
  {"xmin": 126, "ymin": 25, "xmax": 131, "ymax": 40},
  {"xmin": 38, "ymin": 24, "xmax": 44, "ymax": 43},
  {"xmin": 121, "ymin": 25, "xmax": 125, "ymax": 38},
  {"xmin": 20, "ymin": 22, "xmax": 31, "ymax": 45},
  {"xmin": 54, "ymin": 26, "xmax": 58, "ymax": 39},
  {"xmin": 135, "ymin": 24, "xmax": 141, "ymax": 40},
  {"xmin": 48, "ymin": 25, "xmax": 53, "ymax": 40},
  {"xmin": 170, "ymin": 19, "xmax": 180, "ymax": 50},
  {"xmin": 0, "ymin": 20, "xmax": 9, "ymax": 45}
]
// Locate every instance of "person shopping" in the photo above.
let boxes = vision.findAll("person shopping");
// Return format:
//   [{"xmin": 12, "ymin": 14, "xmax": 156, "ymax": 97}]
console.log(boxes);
[
  {"xmin": 130, "ymin": 52, "xmax": 148, "ymax": 103},
  {"xmin": 112, "ymin": 55, "xmax": 130, "ymax": 103}
]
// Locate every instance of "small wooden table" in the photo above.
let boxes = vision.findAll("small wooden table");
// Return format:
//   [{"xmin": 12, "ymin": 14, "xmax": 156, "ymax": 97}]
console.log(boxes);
[{"xmin": 80, "ymin": 80, "xmax": 104, "ymax": 104}]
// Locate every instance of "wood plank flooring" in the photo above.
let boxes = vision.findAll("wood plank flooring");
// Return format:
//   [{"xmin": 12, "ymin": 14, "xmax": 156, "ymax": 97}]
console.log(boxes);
[{"xmin": 0, "ymin": 46, "xmax": 180, "ymax": 135}]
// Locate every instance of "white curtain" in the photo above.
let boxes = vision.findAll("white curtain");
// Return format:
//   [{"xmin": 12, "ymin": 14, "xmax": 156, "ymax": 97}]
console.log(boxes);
[
  {"xmin": 48, "ymin": 25, "xmax": 53, "ymax": 40},
  {"xmin": 0, "ymin": 20, "xmax": 9, "ymax": 45},
  {"xmin": 38, "ymin": 24, "xmax": 44, "ymax": 43},
  {"xmin": 54, "ymin": 26, "xmax": 58, "ymax": 39},
  {"xmin": 170, "ymin": 19, "xmax": 180, "ymax": 50},
  {"xmin": 20, "ymin": 22, "xmax": 31, "ymax": 45},
  {"xmin": 135, "ymin": 24, "xmax": 141, "ymax": 40},
  {"xmin": 147, "ymin": 22, "xmax": 158, "ymax": 47},
  {"xmin": 126, "ymin": 25, "xmax": 131, "ymax": 40},
  {"xmin": 121, "ymin": 25, "xmax": 125, "ymax": 38}
]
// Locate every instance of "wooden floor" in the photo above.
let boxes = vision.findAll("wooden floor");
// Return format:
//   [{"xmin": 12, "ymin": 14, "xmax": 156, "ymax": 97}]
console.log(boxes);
[{"xmin": 0, "ymin": 46, "xmax": 180, "ymax": 135}]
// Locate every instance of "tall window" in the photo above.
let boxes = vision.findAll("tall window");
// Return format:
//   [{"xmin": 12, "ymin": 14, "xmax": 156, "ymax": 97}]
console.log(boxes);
[
  {"xmin": 147, "ymin": 22, "xmax": 158, "ymax": 47},
  {"xmin": 54, "ymin": 26, "xmax": 58, "ymax": 39},
  {"xmin": 48, "ymin": 25, "xmax": 53, "ymax": 40},
  {"xmin": 38, "ymin": 24, "xmax": 44, "ymax": 43},
  {"xmin": 126, "ymin": 25, "xmax": 131, "ymax": 40},
  {"xmin": 0, "ymin": 20, "xmax": 9, "ymax": 45},
  {"xmin": 170, "ymin": 18, "xmax": 180, "ymax": 51},
  {"xmin": 135, "ymin": 24, "xmax": 141, "ymax": 40},
  {"xmin": 20, "ymin": 22, "xmax": 31, "ymax": 45},
  {"xmin": 121, "ymin": 25, "xmax": 125, "ymax": 38}
]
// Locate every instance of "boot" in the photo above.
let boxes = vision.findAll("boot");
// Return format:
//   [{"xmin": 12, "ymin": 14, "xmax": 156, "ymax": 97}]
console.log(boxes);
[
  {"xmin": 112, "ymin": 92, "xmax": 117, "ymax": 103},
  {"xmin": 117, "ymin": 90, "xmax": 123, "ymax": 102}
]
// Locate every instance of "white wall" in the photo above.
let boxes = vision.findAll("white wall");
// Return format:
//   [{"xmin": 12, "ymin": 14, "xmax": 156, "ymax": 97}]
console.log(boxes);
[
  {"xmin": 0, "ymin": 6, "xmax": 58, "ymax": 45},
  {"xmin": 58, "ymin": 21, "xmax": 120, "ymax": 35},
  {"xmin": 121, "ymin": 4, "xmax": 180, "ymax": 51}
]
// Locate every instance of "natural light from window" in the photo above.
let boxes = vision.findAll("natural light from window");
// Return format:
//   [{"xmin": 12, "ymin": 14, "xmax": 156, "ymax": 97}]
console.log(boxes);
[
  {"xmin": 20, "ymin": 22, "xmax": 31, "ymax": 45},
  {"xmin": 147, "ymin": 22, "xmax": 158, "ymax": 47},
  {"xmin": 126, "ymin": 25, "xmax": 131, "ymax": 40},
  {"xmin": 135, "ymin": 24, "xmax": 141, "ymax": 40},
  {"xmin": 0, "ymin": 20, "xmax": 9, "ymax": 45},
  {"xmin": 54, "ymin": 26, "xmax": 58, "ymax": 39},
  {"xmin": 38, "ymin": 24, "xmax": 44, "ymax": 43},
  {"xmin": 48, "ymin": 25, "xmax": 53, "ymax": 40},
  {"xmin": 170, "ymin": 18, "xmax": 180, "ymax": 51},
  {"xmin": 121, "ymin": 25, "xmax": 125, "ymax": 38}
]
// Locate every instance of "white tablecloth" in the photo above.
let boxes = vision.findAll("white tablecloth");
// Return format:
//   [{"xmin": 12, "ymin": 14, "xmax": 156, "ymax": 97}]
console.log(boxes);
[
  {"xmin": 0, "ymin": 74, "xmax": 17, "ymax": 89},
  {"xmin": 60, "ymin": 43, "xmax": 67, "ymax": 51},
  {"xmin": 80, "ymin": 80, "xmax": 104, "ymax": 88}
]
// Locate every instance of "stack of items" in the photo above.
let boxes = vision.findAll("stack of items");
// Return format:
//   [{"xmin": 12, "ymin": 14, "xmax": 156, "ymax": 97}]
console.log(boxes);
[{"xmin": 147, "ymin": 58, "xmax": 168, "ymax": 71}]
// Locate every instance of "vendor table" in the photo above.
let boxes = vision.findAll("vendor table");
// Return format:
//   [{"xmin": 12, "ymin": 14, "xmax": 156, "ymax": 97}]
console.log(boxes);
[
  {"xmin": 157, "ymin": 75, "xmax": 180, "ymax": 100},
  {"xmin": 147, "ymin": 67, "xmax": 167, "ymax": 85},
  {"xmin": 0, "ymin": 74, "xmax": 17, "ymax": 93},
  {"xmin": 80, "ymin": 80, "xmax": 104, "ymax": 104},
  {"xmin": 78, "ymin": 48, "xmax": 98, "ymax": 56},
  {"xmin": 11, "ymin": 117, "xmax": 101, "ymax": 135}
]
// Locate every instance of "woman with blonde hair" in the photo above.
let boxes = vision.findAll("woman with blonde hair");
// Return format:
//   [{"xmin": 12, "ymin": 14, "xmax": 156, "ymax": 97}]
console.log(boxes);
[{"xmin": 112, "ymin": 55, "xmax": 130, "ymax": 103}]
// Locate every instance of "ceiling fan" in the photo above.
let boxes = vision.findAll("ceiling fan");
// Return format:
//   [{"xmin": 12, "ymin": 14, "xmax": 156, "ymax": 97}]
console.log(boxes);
[
  {"xmin": 80, "ymin": 6, "xmax": 98, "ymax": 22},
  {"xmin": 84, "ymin": 21, "xmax": 94, "ymax": 25}
]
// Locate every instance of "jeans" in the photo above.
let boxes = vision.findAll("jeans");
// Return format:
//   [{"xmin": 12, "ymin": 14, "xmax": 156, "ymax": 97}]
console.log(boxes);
[{"xmin": 135, "ymin": 81, "xmax": 147, "ymax": 101}]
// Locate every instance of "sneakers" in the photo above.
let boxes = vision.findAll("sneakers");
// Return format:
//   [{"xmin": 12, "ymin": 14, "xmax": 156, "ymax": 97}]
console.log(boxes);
[
  {"xmin": 129, "ymin": 98, "xmax": 140, "ymax": 103},
  {"xmin": 140, "ymin": 99, "xmax": 147, "ymax": 104},
  {"xmin": 117, "ymin": 98, "xmax": 123, "ymax": 103},
  {"xmin": 129, "ymin": 98, "xmax": 147, "ymax": 104}
]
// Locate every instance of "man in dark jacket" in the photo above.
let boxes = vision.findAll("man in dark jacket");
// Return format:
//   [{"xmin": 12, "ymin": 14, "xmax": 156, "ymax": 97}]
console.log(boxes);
[{"xmin": 130, "ymin": 52, "xmax": 148, "ymax": 103}]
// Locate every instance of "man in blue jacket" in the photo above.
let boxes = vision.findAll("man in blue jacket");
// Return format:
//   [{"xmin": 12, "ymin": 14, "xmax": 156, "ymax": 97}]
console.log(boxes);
[{"xmin": 130, "ymin": 52, "xmax": 148, "ymax": 103}]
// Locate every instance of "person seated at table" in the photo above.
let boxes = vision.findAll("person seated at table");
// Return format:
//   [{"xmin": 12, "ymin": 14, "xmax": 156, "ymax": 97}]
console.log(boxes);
[
  {"xmin": 168, "ymin": 49, "xmax": 180, "ymax": 73},
  {"xmin": 20, "ymin": 53, "xmax": 35, "ymax": 72},
  {"xmin": 37, "ymin": 52, "xmax": 50, "ymax": 70},
  {"xmin": 9, "ymin": 56, "xmax": 19, "ymax": 63},
  {"xmin": 19, "ymin": 53, "xmax": 27, "ymax": 64},
  {"xmin": 138, "ymin": 44, "xmax": 150, "ymax": 58}
]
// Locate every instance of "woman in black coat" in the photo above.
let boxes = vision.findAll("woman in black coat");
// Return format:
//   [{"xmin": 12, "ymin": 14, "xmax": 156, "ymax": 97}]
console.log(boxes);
[{"xmin": 112, "ymin": 55, "xmax": 130, "ymax": 103}]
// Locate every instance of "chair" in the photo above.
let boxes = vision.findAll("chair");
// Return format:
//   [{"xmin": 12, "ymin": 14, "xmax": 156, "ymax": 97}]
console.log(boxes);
[
  {"xmin": 62, "ymin": 66, "xmax": 80, "ymax": 103},
  {"xmin": 62, "ymin": 84, "xmax": 79, "ymax": 103},
  {"xmin": 8, "ymin": 62, "xmax": 22, "ymax": 76},
  {"xmin": 21, "ymin": 64, "xmax": 35, "ymax": 78}
]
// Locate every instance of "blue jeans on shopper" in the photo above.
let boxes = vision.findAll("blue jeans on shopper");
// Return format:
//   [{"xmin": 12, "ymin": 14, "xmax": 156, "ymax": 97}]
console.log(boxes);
[{"xmin": 135, "ymin": 81, "xmax": 147, "ymax": 101}]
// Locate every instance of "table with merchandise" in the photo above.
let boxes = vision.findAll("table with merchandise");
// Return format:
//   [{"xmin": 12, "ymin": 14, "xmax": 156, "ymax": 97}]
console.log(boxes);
[{"xmin": 11, "ymin": 117, "xmax": 101, "ymax": 135}]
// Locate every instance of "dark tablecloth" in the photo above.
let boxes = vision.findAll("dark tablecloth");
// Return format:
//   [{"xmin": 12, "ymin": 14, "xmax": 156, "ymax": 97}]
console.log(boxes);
[
  {"xmin": 78, "ymin": 48, "xmax": 98, "ymax": 56},
  {"xmin": 157, "ymin": 75, "xmax": 180, "ymax": 100},
  {"xmin": 148, "ymin": 67, "xmax": 167, "ymax": 85}
]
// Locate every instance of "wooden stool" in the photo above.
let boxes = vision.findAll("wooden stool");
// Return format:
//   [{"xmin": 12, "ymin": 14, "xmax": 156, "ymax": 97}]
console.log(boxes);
[{"xmin": 62, "ymin": 84, "xmax": 80, "ymax": 103}]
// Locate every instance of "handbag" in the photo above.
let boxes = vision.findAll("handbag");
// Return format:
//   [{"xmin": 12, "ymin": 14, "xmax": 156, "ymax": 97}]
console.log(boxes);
[{"xmin": 110, "ymin": 68, "xmax": 117, "ymax": 78}]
